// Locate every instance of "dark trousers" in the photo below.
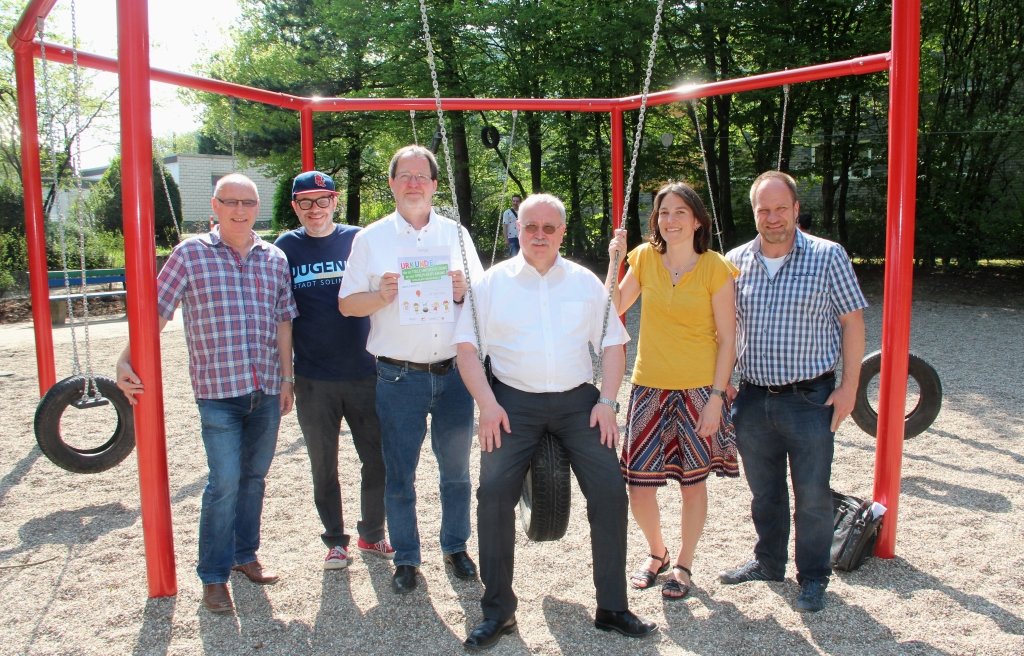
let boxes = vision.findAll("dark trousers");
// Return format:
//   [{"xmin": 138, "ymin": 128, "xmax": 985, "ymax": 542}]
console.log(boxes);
[
  {"xmin": 477, "ymin": 381, "xmax": 628, "ymax": 621},
  {"xmin": 295, "ymin": 374, "xmax": 386, "ymax": 548},
  {"xmin": 732, "ymin": 377, "xmax": 836, "ymax": 582}
]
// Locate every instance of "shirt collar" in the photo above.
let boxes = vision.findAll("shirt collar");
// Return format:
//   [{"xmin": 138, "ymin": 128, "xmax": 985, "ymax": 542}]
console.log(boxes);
[
  {"xmin": 391, "ymin": 208, "xmax": 441, "ymax": 234},
  {"xmin": 510, "ymin": 253, "xmax": 569, "ymax": 278},
  {"xmin": 204, "ymin": 226, "xmax": 269, "ymax": 251},
  {"xmin": 751, "ymin": 229, "xmax": 806, "ymax": 257}
]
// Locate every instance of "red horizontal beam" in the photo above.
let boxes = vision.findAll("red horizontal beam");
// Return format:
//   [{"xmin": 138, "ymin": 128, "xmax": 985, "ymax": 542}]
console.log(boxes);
[
  {"xmin": 32, "ymin": 41, "xmax": 306, "ymax": 111},
  {"xmin": 630, "ymin": 53, "xmax": 892, "ymax": 109},
  {"xmin": 30, "ymin": 41, "xmax": 890, "ymax": 115}
]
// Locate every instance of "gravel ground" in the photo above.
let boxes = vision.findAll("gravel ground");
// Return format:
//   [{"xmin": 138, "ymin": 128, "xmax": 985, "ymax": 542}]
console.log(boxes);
[{"xmin": 0, "ymin": 290, "xmax": 1022, "ymax": 655}]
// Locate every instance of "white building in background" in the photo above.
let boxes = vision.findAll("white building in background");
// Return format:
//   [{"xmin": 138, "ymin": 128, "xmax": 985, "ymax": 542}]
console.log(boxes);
[
  {"xmin": 162, "ymin": 154, "xmax": 278, "ymax": 229},
  {"xmin": 79, "ymin": 153, "xmax": 280, "ymax": 230}
]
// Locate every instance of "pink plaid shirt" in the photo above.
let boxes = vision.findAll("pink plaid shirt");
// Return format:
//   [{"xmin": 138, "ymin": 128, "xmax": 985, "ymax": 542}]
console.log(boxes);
[{"xmin": 157, "ymin": 229, "xmax": 298, "ymax": 400}]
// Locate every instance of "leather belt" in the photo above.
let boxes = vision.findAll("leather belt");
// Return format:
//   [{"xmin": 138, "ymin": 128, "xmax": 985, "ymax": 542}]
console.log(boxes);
[
  {"xmin": 742, "ymin": 371, "xmax": 835, "ymax": 395},
  {"xmin": 377, "ymin": 355, "xmax": 455, "ymax": 375}
]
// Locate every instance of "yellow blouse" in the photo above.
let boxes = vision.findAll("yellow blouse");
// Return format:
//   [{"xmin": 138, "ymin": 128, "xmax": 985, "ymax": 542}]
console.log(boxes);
[{"xmin": 627, "ymin": 244, "xmax": 737, "ymax": 390}]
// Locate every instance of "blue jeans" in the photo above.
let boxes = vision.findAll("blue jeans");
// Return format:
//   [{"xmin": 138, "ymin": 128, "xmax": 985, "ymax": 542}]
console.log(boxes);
[
  {"xmin": 195, "ymin": 391, "xmax": 280, "ymax": 584},
  {"xmin": 507, "ymin": 238, "xmax": 520, "ymax": 257},
  {"xmin": 732, "ymin": 378, "xmax": 835, "ymax": 583},
  {"xmin": 375, "ymin": 360, "xmax": 473, "ymax": 566}
]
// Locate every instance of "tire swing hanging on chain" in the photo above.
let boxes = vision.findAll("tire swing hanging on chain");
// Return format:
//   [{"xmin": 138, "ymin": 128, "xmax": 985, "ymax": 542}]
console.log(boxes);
[
  {"xmin": 417, "ymin": 0, "xmax": 665, "ymax": 541},
  {"xmin": 33, "ymin": 12, "xmax": 135, "ymax": 474}
]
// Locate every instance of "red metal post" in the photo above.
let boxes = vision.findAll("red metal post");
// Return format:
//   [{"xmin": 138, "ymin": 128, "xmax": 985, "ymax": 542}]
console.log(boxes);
[
  {"xmin": 872, "ymin": 0, "xmax": 921, "ymax": 558},
  {"xmin": 610, "ymin": 109, "xmax": 624, "ymax": 230},
  {"xmin": 117, "ymin": 0, "xmax": 176, "ymax": 597},
  {"xmin": 12, "ymin": 46, "xmax": 56, "ymax": 396},
  {"xmin": 300, "ymin": 107, "xmax": 315, "ymax": 170}
]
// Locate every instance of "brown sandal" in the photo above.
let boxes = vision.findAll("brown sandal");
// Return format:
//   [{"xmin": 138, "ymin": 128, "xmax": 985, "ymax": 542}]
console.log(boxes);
[
  {"xmin": 662, "ymin": 564, "xmax": 692, "ymax": 600},
  {"xmin": 629, "ymin": 549, "xmax": 670, "ymax": 590}
]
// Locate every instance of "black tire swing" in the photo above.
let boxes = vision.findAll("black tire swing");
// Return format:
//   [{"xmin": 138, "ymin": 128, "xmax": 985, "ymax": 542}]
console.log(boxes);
[
  {"xmin": 851, "ymin": 350, "xmax": 942, "ymax": 438},
  {"xmin": 33, "ymin": 23, "xmax": 136, "ymax": 474},
  {"xmin": 35, "ymin": 375, "xmax": 136, "ymax": 473}
]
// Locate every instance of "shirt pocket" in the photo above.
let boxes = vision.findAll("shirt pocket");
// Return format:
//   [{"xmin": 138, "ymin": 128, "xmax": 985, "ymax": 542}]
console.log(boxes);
[{"xmin": 559, "ymin": 301, "xmax": 588, "ymax": 336}]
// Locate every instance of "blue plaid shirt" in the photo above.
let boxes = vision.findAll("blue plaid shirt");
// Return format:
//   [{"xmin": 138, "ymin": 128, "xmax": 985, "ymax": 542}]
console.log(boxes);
[{"xmin": 726, "ymin": 230, "xmax": 867, "ymax": 387}]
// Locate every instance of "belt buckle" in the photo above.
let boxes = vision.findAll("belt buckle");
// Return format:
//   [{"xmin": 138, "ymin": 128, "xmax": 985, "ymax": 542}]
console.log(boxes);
[{"xmin": 766, "ymin": 384, "xmax": 781, "ymax": 394}]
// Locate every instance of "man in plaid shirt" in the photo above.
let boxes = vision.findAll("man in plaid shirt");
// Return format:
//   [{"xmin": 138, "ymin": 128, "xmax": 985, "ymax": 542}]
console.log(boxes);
[
  {"xmin": 719, "ymin": 171, "xmax": 866, "ymax": 614},
  {"xmin": 117, "ymin": 173, "xmax": 298, "ymax": 614}
]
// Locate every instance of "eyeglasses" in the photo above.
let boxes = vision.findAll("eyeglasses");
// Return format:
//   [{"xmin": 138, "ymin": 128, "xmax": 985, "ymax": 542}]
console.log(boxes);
[
  {"xmin": 521, "ymin": 223, "xmax": 561, "ymax": 235},
  {"xmin": 394, "ymin": 173, "xmax": 433, "ymax": 185},
  {"xmin": 295, "ymin": 196, "xmax": 335, "ymax": 210},
  {"xmin": 216, "ymin": 197, "xmax": 258, "ymax": 208}
]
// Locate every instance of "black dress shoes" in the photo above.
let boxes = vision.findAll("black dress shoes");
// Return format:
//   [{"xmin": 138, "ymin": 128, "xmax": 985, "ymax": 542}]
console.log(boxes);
[
  {"xmin": 444, "ymin": 551, "xmax": 478, "ymax": 580},
  {"xmin": 392, "ymin": 564, "xmax": 419, "ymax": 594},
  {"xmin": 594, "ymin": 608, "xmax": 658, "ymax": 638},
  {"xmin": 464, "ymin": 616, "xmax": 517, "ymax": 651}
]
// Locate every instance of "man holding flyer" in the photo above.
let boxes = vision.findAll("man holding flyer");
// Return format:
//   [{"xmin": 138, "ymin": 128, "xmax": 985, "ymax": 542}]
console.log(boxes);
[{"xmin": 338, "ymin": 145, "xmax": 485, "ymax": 595}]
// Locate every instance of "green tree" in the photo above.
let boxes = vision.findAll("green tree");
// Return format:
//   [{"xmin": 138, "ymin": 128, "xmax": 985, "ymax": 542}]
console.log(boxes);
[
  {"xmin": 91, "ymin": 155, "xmax": 183, "ymax": 248},
  {"xmin": 917, "ymin": 0, "xmax": 1024, "ymax": 267}
]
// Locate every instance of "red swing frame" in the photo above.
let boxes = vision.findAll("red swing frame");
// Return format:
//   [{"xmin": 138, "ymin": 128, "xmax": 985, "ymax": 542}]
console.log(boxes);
[{"xmin": 9, "ymin": 0, "xmax": 921, "ymax": 598}]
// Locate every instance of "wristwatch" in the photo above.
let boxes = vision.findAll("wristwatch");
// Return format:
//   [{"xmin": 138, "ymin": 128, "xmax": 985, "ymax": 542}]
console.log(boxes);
[
  {"xmin": 282, "ymin": 376, "xmax": 296, "ymax": 384},
  {"xmin": 710, "ymin": 387, "xmax": 727, "ymax": 401},
  {"xmin": 596, "ymin": 397, "xmax": 620, "ymax": 413}
]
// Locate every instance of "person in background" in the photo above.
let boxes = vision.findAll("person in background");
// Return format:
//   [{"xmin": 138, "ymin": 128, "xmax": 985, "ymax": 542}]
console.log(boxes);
[{"xmin": 501, "ymin": 194, "xmax": 522, "ymax": 257}]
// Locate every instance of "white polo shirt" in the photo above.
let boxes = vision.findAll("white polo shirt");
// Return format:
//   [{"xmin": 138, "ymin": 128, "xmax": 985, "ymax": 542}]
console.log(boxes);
[
  {"xmin": 339, "ymin": 209, "xmax": 484, "ymax": 363},
  {"xmin": 452, "ymin": 254, "xmax": 629, "ymax": 394}
]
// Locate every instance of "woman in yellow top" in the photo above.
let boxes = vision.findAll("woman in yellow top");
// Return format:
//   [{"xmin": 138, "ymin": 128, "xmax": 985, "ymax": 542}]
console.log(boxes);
[{"xmin": 607, "ymin": 181, "xmax": 739, "ymax": 600}]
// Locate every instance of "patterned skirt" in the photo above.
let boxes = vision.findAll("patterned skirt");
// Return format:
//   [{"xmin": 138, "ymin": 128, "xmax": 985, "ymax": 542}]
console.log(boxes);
[{"xmin": 621, "ymin": 384, "xmax": 739, "ymax": 487}]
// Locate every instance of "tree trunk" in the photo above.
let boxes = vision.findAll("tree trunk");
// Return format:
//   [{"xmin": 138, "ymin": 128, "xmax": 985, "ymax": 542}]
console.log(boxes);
[{"xmin": 344, "ymin": 142, "xmax": 362, "ymax": 225}]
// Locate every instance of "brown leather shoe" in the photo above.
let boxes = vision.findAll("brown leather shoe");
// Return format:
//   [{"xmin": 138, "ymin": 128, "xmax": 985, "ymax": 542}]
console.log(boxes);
[
  {"xmin": 202, "ymin": 583, "xmax": 234, "ymax": 613},
  {"xmin": 232, "ymin": 560, "xmax": 280, "ymax": 585}
]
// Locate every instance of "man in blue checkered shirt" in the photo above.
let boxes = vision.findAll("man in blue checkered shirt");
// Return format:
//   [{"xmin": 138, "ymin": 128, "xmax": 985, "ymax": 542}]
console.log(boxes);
[{"xmin": 719, "ymin": 171, "xmax": 866, "ymax": 613}]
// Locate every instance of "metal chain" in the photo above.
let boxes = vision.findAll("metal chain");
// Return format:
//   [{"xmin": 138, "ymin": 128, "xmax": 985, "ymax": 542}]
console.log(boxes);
[
  {"xmin": 490, "ymin": 110, "xmax": 518, "ymax": 267},
  {"xmin": 777, "ymin": 84, "xmax": 790, "ymax": 170},
  {"xmin": 417, "ymin": 0, "xmax": 484, "ymax": 367},
  {"xmin": 230, "ymin": 97, "xmax": 237, "ymax": 170},
  {"xmin": 410, "ymin": 109, "xmax": 418, "ymax": 145},
  {"xmin": 690, "ymin": 98, "xmax": 724, "ymax": 253},
  {"xmin": 69, "ymin": 0, "xmax": 100, "ymax": 398},
  {"xmin": 596, "ymin": 0, "xmax": 665, "ymax": 385},
  {"xmin": 38, "ymin": 20, "xmax": 81, "ymax": 378},
  {"xmin": 157, "ymin": 157, "xmax": 182, "ymax": 241}
]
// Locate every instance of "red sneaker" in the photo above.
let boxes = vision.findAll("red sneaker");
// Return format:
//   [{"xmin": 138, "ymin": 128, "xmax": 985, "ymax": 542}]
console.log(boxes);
[{"xmin": 357, "ymin": 537, "xmax": 395, "ymax": 560}]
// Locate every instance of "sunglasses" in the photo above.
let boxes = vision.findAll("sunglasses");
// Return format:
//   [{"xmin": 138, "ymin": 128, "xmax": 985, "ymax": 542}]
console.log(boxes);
[
  {"xmin": 521, "ymin": 223, "xmax": 561, "ymax": 235},
  {"xmin": 295, "ymin": 196, "xmax": 334, "ymax": 210}
]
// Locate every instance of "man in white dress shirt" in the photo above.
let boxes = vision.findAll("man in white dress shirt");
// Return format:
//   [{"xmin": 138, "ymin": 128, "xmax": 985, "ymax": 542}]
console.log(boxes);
[
  {"xmin": 453, "ymin": 194, "xmax": 657, "ymax": 650},
  {"xmin": 338, "ymin": 145, "xmax": 485, "ymax": 594}
]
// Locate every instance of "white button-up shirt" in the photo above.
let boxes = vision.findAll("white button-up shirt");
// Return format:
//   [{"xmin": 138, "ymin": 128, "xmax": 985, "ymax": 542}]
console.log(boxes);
[
  {"xmin": 339, "ymin": 209, "xmax": 484, "ymax": 363},
  {"xmin": 452, "ymin": 254, "xmax": 629, "ymax": 394}
]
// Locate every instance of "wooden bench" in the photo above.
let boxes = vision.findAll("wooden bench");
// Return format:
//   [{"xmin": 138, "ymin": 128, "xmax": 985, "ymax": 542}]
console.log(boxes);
[{"xmin": 48, "ymin": 268, "xmax": 127, "ymax": 325}]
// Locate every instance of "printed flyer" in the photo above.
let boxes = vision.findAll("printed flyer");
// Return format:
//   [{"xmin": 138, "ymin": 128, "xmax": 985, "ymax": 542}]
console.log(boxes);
[{"xmin": 397, "ymin": 248, "xmax": 454, "ymax": 325}]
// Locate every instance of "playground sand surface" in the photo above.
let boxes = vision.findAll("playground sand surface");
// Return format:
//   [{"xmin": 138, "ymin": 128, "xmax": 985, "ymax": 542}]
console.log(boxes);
[{"xmin": 0, "ymin": 293, "xmax": 1022, "ymax": 656}]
